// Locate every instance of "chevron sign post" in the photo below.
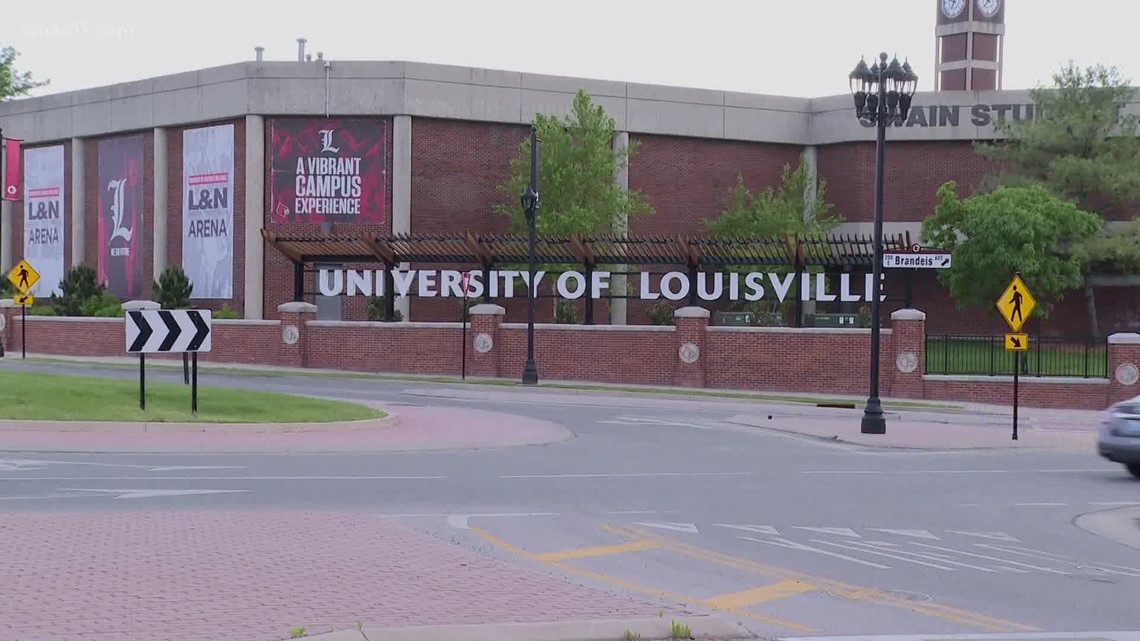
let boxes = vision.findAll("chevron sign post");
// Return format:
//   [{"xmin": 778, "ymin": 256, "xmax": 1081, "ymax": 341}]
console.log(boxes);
[{"xmin": 125, "ymin": 310, "xmax": 212, "ymax": 415}]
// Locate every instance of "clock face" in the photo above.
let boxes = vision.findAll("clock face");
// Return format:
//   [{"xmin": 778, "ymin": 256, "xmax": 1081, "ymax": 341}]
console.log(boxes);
[
  {"xmin": 977, "ymin": 0, "xmax": 1001, "ymax": 17},
  {"xmin": 942, "ymin": 0, "xmax": 965, "ymax": 18}
]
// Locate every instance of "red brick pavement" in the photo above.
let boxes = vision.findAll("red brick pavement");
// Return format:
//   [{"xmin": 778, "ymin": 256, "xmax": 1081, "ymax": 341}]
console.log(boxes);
[{"xmin": 0, "ymin": 511, "xmax": 670, "ymax": 641}]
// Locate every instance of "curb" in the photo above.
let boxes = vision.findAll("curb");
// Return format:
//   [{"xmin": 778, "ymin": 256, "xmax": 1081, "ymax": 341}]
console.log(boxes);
[
  {"xmin": 1074, "ymin": 506, "xmax": 1140, "ymax": 551},
  {"xmin": 0, "ymin": 410, "xmax": 398, "ymax": 434},
  {"xmin": 304, "ymin": 615, "xmax": 753, "ymax": 641}
]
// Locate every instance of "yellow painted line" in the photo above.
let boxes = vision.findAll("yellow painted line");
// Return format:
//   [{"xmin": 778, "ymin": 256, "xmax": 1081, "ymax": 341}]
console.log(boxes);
[
  {"xmin": 468, "ymin": 525, "xmax": 820, "ymax": 634},
  {"xmin": 536, "ymin": 539, "xmax": 661, "ymax": 561},
  {"xmin": 609, "ymin": 524, "xmax": 1040, "ymax": 634},
  {"xmin": 702, "ymin": 580, "xmax": 818, "ymax": 609}
]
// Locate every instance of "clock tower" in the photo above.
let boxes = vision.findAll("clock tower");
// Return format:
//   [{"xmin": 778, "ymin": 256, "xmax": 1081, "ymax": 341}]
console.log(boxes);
[{"xmin": 935, "ymin": 0, "xmax": 1006, "ymax": 90}]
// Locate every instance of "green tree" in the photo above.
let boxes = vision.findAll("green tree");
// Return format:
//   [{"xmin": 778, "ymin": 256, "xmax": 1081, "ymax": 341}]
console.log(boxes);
[
  {"xmin": 921, "ymin": 182, "xmax": 1101, "ymax": 319},
  {"xmin": 494, "ymin": 89, "xmax": 653, "ymax": 236},
  {"xmin": 975, "ymin": 61, "xmax": 1140, "ymax": 336},
  {"xmin": 703, "ymin": 153, "xmax": 843, "ymax": 322},
  {"xmin": 153, "ymin": 265, "xmax": 194, "ymax": 309},
  {"xmin": 51, "ymin": 265, "xmax": 102, "ymax": 317},
  {"xmin": 1, "ymin": 45, "xmax": 49, "ymax": 101}
]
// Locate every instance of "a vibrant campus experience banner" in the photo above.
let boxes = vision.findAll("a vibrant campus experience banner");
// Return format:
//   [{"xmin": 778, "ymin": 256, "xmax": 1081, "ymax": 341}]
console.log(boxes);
[
  {"xmin": 97, "ymin": 135, "xmax": 145, "ymax": 299},
  {"xmin": 269, "ymin": 118, "xmax": 387, "ymax": 224},
  {"xmin": 22, "ymin": 145, "xmax": 66, "ymax": 297},
  {"xmin": 182, "ymin": 124, "xmax": 235, "ymax": 299}
]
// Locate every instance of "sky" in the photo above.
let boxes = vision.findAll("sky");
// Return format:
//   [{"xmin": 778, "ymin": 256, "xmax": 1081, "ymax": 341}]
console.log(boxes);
[{"xmin": 3, "ymin": 0, "xmax": 1138, "ymax": 99}]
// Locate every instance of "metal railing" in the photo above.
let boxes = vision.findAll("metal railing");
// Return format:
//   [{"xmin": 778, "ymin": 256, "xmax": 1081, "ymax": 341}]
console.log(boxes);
[{"xmin": 924, "ymin": 335, "xmax": 1109, "ymax": 378}]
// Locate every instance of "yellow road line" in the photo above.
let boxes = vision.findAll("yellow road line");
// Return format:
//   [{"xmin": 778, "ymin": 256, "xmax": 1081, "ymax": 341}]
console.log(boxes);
[
  {"xmin": 610, "ymin": 524, "xmax": 1039, "ymax": 634},
  {"xmin": 536, "ymin": 539, "xmax": 661, "ymax": 561},
  {"xmin": 468, "ymin": 525, "xmax": 820, "ymax": 634},
  {"xmin": 702, "ymin": 580, "xmax": 818, "ymax": 610}
]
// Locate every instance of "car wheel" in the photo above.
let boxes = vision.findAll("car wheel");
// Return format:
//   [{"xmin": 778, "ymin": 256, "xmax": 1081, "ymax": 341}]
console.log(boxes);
[{"xmin": 1128, "ymin": 464, "xmax": 1140, "ymax": 479}]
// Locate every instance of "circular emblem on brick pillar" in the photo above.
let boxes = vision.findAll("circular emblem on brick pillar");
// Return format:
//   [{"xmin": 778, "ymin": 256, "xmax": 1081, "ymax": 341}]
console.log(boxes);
[
  {"xmin": 679, "ymin": 342, "xmax": 700, "ymax": 364},
  {"xmin": 0, "ymin": 314, "xmax": 6, "ymax": 333},
  {"xmin": 1116, "ymin": 363, "xmax": 1140, "ymax": 386},
  {"xmin": 473, "ymin": 333, "xmax": 493, "ymax": 354},
  {"xmin": 896, "ymin": 351, "xmax": 918, "ymax": 374},
  {"xmin": 282, "ymin": 324, "xmax": 299, "ymax": 346}
]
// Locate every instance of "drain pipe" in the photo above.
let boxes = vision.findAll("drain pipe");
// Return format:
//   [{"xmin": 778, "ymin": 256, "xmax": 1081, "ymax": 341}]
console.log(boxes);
[{"xmin": 320, "ymin": 52, "xmax": 330, "ymax": 118}]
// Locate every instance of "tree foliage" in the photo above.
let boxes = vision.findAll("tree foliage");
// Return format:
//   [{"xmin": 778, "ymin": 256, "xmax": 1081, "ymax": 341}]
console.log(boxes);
[
  {"xmin": 1, "ymin": 45, "xmax": 49, "ymax": 101},
  {"xmin": 153, "ymin": 265, "xmax": 194, "ymax": 310},
  {"xmin": 921, "ymin": 182, "xmax": 1102, "ymax": 316},
  {"xmin": 703, "ymin": 153, "xmax": 841, "ymax": 238},
  {"xmin": 494, "ymin": 89, "xmax": 653, "ymax": 235}
]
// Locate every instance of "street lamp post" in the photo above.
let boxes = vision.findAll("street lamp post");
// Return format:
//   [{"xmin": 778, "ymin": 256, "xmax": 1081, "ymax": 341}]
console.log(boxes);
[
  {"xmin": 520, "ymin": 126, "xmax": 541, "ymax": 385},
  {"xmin": 848, "ymin": 52, "xmax": 918, "ymax": 435}
]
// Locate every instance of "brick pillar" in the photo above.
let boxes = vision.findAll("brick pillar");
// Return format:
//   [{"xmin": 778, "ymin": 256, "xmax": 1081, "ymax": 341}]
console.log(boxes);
[
  {"xmin": 278, "ymin": 302, "xmax": 317, "ymax": 368},
  {"xmin": 1108, "ymin": 333, "xmax": 1140, "ymax": 405},
  {"xmin": 468, "ymin": 303, "xmax": 505, "ymax": 378},
  {"xmin": 674, "ymin": 306, "xmax": 709, "ymax": 388},
  {"xmin": 889, "ymin": 309, "xmax": 926, "ymax": 400},
  {"xmin": 0, "ymin": 299, "xmax": 19, "ymax": 355}
]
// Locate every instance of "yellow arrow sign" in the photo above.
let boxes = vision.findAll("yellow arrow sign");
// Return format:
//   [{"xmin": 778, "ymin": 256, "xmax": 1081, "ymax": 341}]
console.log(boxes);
[
  {"xmin": 7, "ymin": 259, "xmax": 40, "ymax": 294},
  {"xmin": 1004, "ymin": 333, "xmax": 1028, "ymax": 351},
  {"xmin": 13, "ymin": 293, "xmax": 34, "ymax": 306},
  {"xmin": 996, "ymin": 274, "xmax": 1036, "ymax": 333}
]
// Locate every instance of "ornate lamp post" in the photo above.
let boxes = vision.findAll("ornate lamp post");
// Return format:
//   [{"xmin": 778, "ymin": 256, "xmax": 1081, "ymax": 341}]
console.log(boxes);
[
  {"xmin": 848, "ymin": 52, "xmax": 918, "ymax": 434},
  {"xmin": 520, "ymin": 126, "xmax": 541, "ymax": 385}
]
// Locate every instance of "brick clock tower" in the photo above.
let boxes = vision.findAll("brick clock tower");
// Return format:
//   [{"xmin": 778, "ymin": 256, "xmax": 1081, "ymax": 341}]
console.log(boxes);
[{"xmin": 935, "ymin": 0, "xmax": 1006, "ymax": 91}]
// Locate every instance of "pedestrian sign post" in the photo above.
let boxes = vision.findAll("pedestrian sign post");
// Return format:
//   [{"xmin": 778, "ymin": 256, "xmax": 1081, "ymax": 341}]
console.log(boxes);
[
  {"xmin": 1004, "ymin": 333, "xmax": 1028, "ymax": 351},
  {"xmin": 996, "ymin": 274, "xmax": 1035, "ymax": 333},
  {"xmin": 996, "ymin": 273, "xmax": 1036, "ymax": 442},
  {"xmin": 6, "ymin": 258, "xmax": 40, "ymax": 361}
]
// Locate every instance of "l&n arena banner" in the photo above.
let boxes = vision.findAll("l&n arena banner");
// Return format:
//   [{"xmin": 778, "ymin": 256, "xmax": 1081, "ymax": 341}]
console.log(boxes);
[
  {"xmin": 182, "ymin": 124, "xmax": 235, "ymax": 299},
  {"xmin": 22, "ymin": 145, "xmax": 66, "ymax": 297},
  {"xmin": 97, "ymin": 135, "xmax": 145, "ymax": 299},
  {"xmin": 269, "ymin": 118, "xmax": 387, "ymax": 224}
]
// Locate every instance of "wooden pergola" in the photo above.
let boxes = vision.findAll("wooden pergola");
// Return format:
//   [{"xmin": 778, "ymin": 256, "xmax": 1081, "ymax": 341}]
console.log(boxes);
[{"xmin": 262, "ymin": 229, "xmax": 918, "ymax": 323}]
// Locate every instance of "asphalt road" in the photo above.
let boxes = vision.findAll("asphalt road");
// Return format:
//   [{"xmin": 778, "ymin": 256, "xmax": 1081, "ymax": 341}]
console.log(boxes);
[{"xmin": 2, "ymin": 360, "xmax": 1139, "ymax": 639}]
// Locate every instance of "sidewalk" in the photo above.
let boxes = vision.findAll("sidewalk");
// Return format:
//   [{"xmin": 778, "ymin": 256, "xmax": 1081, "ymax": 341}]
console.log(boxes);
[{"xmin": 0, "ymin": 510, "xmax": 742, "ymax": 641}]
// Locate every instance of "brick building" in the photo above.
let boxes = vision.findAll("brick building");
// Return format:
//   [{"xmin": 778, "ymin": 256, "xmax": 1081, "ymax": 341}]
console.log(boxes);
[{"xmin": 1, "ymin": 47, "xmax": 1138, "ymax": 336}]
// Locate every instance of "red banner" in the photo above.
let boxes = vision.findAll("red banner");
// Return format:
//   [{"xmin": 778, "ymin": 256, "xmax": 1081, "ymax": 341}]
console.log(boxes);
[
  {"xmin": 269, "ymin": 118, "xmax": 387, "ymax": 224},
  {"xmin": 97, "ymin": 135, "xmax": 146, "ymax": 298},
  {"xmin": 2, "ymin": 138, "xmax": 20, "ymax": 201}
]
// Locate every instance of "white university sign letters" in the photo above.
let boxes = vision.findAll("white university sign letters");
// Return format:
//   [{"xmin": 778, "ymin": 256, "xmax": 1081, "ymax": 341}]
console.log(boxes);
[
  {"xmin": 22, "ymin": 145, "xmax": 66, "ymax": 297},
  {"xmin": 318, "ymin": 269, "xmax": 886, "ymax": 303},
  {"xmin": 182, "ymin": 124, "xmax": 235, "ymax": 299}
]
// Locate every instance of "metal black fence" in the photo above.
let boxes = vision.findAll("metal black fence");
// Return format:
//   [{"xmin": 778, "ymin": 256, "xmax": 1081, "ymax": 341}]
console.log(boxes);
[{"xmin": 924, "ymin": 335, "xmax": 1109, "ymax": 378}]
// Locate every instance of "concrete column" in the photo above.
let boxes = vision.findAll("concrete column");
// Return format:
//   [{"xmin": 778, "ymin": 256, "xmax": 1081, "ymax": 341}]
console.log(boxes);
[
  {"xmin": 152, "ymin": 127, "xmax": 168, "ymax": 279},
  {"xmin": 673, "ymin": 306, "xmax": 709, "ymax": 388},
  {"xmin": 243, "ymin": 115, "xmax": 265, "ymax": 320},
  {"xmin": 609, "ymin": 131, "xmax": 630, "ymax": 325},
  {"xmin": 392, "ymin": 115, "xmax": 413, "ymax": 321},
  {"xmin": 0, "ymin": 200, "xmax": 11, "ymax": 272},
  {"xmin": 71, "ymin": 137, "xmax": 85, "ymax": 266},
  {"xmin": 889, "ymin": 308, "xmax": 926, "ymax": 400},
  {"xmin": 799, "ymin": 145, "xmax": 819, "ymax": 324}
]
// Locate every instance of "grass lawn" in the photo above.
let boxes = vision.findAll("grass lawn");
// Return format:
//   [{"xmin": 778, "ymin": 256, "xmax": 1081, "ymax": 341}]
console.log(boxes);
[
  {"xmin": 925, "ymin": 337, "xmax": 1108, "ymax": 378},
  {"xmin": 0, "ymin": 370, "xmax": 385, "ymax": 423}
]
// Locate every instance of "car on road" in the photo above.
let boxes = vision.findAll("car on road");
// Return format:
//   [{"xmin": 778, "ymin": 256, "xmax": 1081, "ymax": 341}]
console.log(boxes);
[{"xmin": 1098, "ymin": 393, "xmax": 1140, "ymax": 478}]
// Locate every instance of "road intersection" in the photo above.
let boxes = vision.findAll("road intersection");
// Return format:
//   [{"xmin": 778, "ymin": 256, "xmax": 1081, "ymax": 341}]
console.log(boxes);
[{"xmin": 0, "ymin": 360, "xmax": 1137, "ymax": 639}]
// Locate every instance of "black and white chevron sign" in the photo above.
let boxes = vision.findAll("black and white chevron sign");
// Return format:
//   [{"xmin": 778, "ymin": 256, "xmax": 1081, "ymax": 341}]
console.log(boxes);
[{"xmin": 125, "ymin": 310, "xmax": 212, "ymax": 354}]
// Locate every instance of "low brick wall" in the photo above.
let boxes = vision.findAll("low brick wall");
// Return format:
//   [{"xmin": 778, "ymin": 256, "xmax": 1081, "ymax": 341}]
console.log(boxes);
[{"xmin": 2, "ymin": 301, "xmax": 1138, "ymax": 410}]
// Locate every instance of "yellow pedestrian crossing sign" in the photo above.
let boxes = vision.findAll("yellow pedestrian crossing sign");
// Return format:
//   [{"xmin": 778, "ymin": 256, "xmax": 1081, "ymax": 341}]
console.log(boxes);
[
  {"xmin": 996, "ymin": 273, "xmax": 1035, "ymax": 333},
  {"xmin": 1004, "ymin": 333, "xmax": 1028, "ymax": 351},
  {"xmin": 7, "ymin": 259, "xmax": 39, "ymax": 294}
]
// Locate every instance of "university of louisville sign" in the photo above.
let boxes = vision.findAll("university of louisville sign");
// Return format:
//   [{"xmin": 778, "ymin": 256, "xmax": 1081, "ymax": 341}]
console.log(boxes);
[{"xmin": 318, "ymin": 269, "xmax": 886, "ymax": 303}]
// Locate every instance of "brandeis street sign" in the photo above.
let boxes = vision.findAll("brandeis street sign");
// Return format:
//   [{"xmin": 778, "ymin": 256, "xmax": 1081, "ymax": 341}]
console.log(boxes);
[{"xmin": 126, "ymin": 310, "xmax": 212, "ymax": 354}]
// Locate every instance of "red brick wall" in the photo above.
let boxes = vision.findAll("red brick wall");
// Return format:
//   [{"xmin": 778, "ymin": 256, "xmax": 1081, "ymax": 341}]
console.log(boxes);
[
  {"xmin": 262, "ymin": 117, "xmax": 394, "ymax": 322},
  {"xmin": 497, "ymin": 325, "xmax": 677, "ymax": 384},
  {"xmin": 11, "ymin": 140, "xmax": 73, "ymax": 295},
  {"xmin": 816, "ymin": 141, "xmax": 996, "ymax": 223},
  {"xmin": 84, "ymin": 132, "xmax": 155, "ymax": 301},
  {"xmin": 305, "ymin": 322, "xmax": 464, "ymax": 374},
  {"xmin": 923, "ymin": 378, "xmax": 1109, "ymax": 410},
  {"xmin": 166, "ymin": 119, "xmax": 247, "ymax": 315}
]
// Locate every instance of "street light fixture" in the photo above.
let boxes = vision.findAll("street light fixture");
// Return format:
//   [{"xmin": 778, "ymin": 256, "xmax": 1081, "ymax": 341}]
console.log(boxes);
[
  {"xmin": 848, "ymin": 52, "xmax": 918, "ymax": 435},
  {"xmin": 520, "ymin": 125, "xmax": 541, "ymax": 386}
]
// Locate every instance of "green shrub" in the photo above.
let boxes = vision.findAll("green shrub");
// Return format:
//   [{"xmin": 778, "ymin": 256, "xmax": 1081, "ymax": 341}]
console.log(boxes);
[
  {"xmin": 153, "ymin": 265, "xmax": 193, "ymax": 309},
  {"xmin": 82, "ymin": 290, "xmax": 124, "ymax": 317},
  {"xmin": 554, "ymin": 299, "xmax": 580, "ymax": 324},
  {"xmin": 51, "ymin": 265, "xmax": 102, "ymax": 317},
  {"xmin": 367, "ymin": 296, "xmax": 404, "ymax": 322},
  {"xmin": 27, "ymin": 305, "xmax": 56, "ymax": 316},
  {"xmin": 646, "ymin": 300, "xmax": 675, "ymax": 326},
  {"xmin": 214, "ymin": 304, "xmax": 241, "ymax": 319}
]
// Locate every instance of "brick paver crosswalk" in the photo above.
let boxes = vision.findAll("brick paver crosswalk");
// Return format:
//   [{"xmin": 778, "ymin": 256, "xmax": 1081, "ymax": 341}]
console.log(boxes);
[{"xmin": 0, "ymin": 511, "xmax": 668, "ymax": 641}]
